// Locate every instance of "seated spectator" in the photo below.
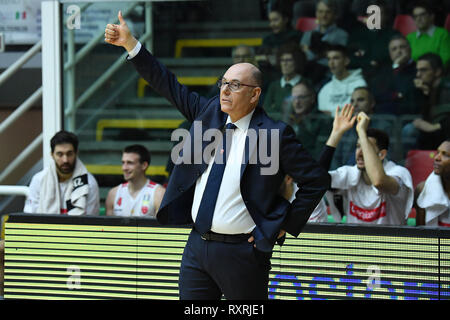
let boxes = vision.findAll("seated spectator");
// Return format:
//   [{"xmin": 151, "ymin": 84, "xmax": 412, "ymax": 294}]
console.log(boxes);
[
  {"xmin": 206, "ymin": 45, "xmax": 258, "ymax": 98},
  {"xmin": 106, "ymin": 144, "xmax": 165, "ymax": 217},
  {"xmin": 261, "ymin": 7, "xmax": 302, "ymax": 67},
  {"xmin": 407, "ymin": 1, "xmax": 450, "ymax": 67},
  {"xmin": 300, "ymin": 0, "xmax": 349, "ymax": 66},
  {"xmin": 231, "ymin": 44, "xmax": 256, "ymax": 65},
  {"xmin": 284, "ymin": 81, "xmax": 332, "ymax": 159},
  {"xmin": 23, "ymin": 130, "xmax": 100, "ymax": 215},
  {"xmin": 317, "ymin": 45, "xmax": 367, "ymax": 116},
  {"xmin": 320, "ymin": 105, "xmax": 414, "ymax": 225},
  {"xmin": 330, "ymin": 86, "xmax": 392, "ymax": 170},
  {"xmin": 347, "ymin": 0, "xmax": 401, "ymax": 78},
  {"xmin": 279, "ymin": 175, "xmax": 329, "ymax": 223},
  {"xmin": 263, "ymin": 43, "xmax": 309, "ymax": 115},
  {"xmin": 254, "ymin": 46, "xmax": 281, "ymax": 95},
  {"xmin": 370, "ymin": 34, "xmax": 419, "ymax": 115},
  {"xmin": 415, "ymin": 139, "xmax": 450, "ymax": 226},
  {"xmin": 402, "ymin": 53, "xmax": 450, "ymax": 152}
]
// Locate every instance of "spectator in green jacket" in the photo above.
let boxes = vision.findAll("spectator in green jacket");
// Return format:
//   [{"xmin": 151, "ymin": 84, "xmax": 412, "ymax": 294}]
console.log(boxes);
[
  {"xmin": 285, "ymin": 81, "xmax": 332, "ymax": 159},
  {"xmin": 263, "ymin": 43, "xmax": 310, "ymax": 117},
  {"xmin": 407, "ymin": 1, "xmax": 450, "ymax": 67}
]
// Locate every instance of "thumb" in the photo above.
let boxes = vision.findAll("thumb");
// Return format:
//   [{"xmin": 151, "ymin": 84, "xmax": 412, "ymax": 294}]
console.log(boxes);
[{"xmin": 118, "ymin": 10, "xmax": 126, "ymax": 25}]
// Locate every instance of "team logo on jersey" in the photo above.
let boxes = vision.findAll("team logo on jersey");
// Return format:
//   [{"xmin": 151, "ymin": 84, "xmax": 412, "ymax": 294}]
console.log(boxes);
[
  {"xmin": 349, "ymin": 201, "xmax": 386, "ymax": 222},
  {"xmin": 117, "ymin": 197, "xmax": 122, "ymax": 207},
  {"xmin": 141, "ymin": 194, "xmax": 150, "ymax": 215}
]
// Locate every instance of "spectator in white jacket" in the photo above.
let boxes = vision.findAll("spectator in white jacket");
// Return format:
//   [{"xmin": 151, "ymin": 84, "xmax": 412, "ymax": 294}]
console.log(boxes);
[
  {"xmin": 415, "ymin": 139, "xmax": 450, "ymax": 227},
  {"xmin": 318, "ymin": 44, "xmax": 367, "ymax": 116}
]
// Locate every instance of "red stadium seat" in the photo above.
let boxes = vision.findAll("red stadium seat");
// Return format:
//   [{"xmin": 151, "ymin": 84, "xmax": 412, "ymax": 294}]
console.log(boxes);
[
  {"xmin": 295, "ymin": 17, "xmax": 318, "ymax": 32},
  {"xmin": 445, "ymin": 14, "xmax": 450, "ymax": 32},
  {"xmin": 405, "ymin": 149, "xmax": 436, "ymax": 189},
  {"xmin": 393, "ymin": 14, "xmax": 417, "ymax": 36},
  {"xmin": 405, "ymin": 150, "xmax": 436, "ymax": 220}
]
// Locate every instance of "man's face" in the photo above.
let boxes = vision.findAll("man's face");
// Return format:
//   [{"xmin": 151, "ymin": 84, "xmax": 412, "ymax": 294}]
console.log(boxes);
[
  {"xmin": 52, "ymin": 143, "xmax": 76, "ymax": 175},
  {"xmin": 351, "ymin": 89, "xmax": 374, "ymax": 114},
  {"xmin": 220, "ymin": 63, "xmax": 261, "ymax": 121},
  {"xmin": 122, "ymin": 152, "xmax": 147, "ymax": 182},
  {"xmin": 316, "ymin": 1, "xmax": 335, "ymax": 28},
  {"xmin": 355, "ymin": 137, "xmax": 380, "ymax": 170},
  {"xmin": 434, "ymin": 141, "xmax": 450, "ymax": 175},
  {"xmin": 268, "ymin": 11, "xmax": 287, "ymax": 34},
  {"xmin": 280, "ymin": 53, "xmax": 296, "ymax": 77},
  {"xmin": 412, "ymin": 7, "xmax": 434, "ymax": 31},
  {"xmin": 416, "ymin": 60, "xmax": 436, "ymax": 85},
  {"xmin": 388, "ymin": 38, "xmax": 411, "ymax": 63},
  {"xmin": 232, "ymin": 47, "xmax": 254, "ymax": 64},
  {"xmin": 327, "ymin": 50, "xmax": 348, "ymax": 76},
  {"xmin": 291, "ymin": 83, "xmax": 314, "ymax": 115}
]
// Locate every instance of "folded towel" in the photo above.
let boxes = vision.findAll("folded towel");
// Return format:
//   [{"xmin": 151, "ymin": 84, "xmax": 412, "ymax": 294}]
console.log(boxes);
[
  {"xmin": 417, "ymin": 172, "xmax": 450, "ymax": 224},
  {"xmin": 38, "ymin": 158, "xmax": 90, "ymax": 215}
]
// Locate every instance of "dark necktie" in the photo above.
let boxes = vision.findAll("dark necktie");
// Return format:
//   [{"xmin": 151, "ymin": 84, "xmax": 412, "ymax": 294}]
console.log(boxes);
[{"xmin": 195, "ymin": 122, "xmax": 237, "ymax": 235}]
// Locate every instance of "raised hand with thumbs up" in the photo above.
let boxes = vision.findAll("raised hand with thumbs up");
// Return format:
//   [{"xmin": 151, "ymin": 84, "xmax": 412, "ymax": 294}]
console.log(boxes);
[{"xmin": 104, "ymin": 10, "xmax": 137, "ymax": 52}]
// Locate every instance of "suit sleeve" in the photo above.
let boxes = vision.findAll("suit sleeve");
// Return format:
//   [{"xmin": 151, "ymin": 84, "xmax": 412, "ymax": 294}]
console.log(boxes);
[
  {"xmin": 279, "ymin": 125, "xmax": 331, "ymax": 237},
  {"xmin": 128, "ymin": 45, "xmax": 209, "ymax": 122}
]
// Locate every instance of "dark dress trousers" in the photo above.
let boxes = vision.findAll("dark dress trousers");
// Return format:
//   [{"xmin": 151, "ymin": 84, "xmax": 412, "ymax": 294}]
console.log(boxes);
[{"xmin": 129, "ymin": 46, "xmax": 331, "ymax": 299}]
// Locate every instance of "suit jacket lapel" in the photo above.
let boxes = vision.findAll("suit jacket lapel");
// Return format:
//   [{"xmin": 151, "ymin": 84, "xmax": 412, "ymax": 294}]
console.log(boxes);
[
  {"xmin": 197, "ymin": 110, "xmax": 228, "ymax": 174},
  {"xmin": 241, "ymin": 106, "xmax": 264, "ymax": 178}
]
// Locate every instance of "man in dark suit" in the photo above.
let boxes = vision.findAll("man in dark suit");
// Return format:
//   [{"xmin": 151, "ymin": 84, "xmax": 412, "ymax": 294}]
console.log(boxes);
[{"xmin": 105, "ymin": 11, "xmax": 330, "ymax": 300}]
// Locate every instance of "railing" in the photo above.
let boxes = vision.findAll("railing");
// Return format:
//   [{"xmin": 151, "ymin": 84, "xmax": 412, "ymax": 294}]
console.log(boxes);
[
  {"xmin": 0, "ymin": 1, "xmax": 153, "ymax": 200},
  {"xmin": 0, "ymin": 43, "xmax": 43, "ymax": 185},
  {"xmin": 0, "ymin": 186, "xmax": 29, "ymax": 197}
]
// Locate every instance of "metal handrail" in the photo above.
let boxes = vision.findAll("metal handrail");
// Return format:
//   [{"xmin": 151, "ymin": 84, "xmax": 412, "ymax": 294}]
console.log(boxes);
[
  {"xmin": 0, "ymin": 133, "xmax": 43, "ymax": 184},
  {"xmin": 63, "ymin": 2, "xmax": 139, "ymax": 72},
  {"xmin": 65, "ymin": 1, "xmax": 150, "ymax": 129},
  {"xmin": 0, "ymin": 41, "xmax": 43, "ymax": 185},
  {"xmin": 0, "ymin": 87, "xmax": 43, "ymax": 135},
  {"xmin": 0, "ymin": 186, "xmax": 29, "ymax": 197},
  {"xmin": 0, "ymin": 1, "xmax": 150, "ymax": 186},
  {"xmin": 65, "ymin": 30, "xmax": 153, "ymax": 118},
  {"xmin": 0, "ymin": 40, "xmax": 42, "ymax": 88}
]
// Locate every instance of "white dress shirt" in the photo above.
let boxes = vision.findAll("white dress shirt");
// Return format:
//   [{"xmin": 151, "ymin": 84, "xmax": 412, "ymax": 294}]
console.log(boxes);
[{"xmin": 191, "ymin": 110, "xmax": 256, "ymax": 234}]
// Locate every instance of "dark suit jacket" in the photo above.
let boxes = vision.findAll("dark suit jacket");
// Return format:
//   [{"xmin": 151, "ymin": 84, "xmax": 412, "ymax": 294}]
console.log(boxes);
[{"xmin": 130, "ymin": 47, "xmax": 331, "ymax": 250}]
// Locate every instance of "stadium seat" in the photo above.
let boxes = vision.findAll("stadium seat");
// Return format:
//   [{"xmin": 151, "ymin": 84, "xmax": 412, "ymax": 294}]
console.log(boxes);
[
  {"xmin": 393, "ymin": 14, "xmax": 417, "ymax": 36},
  {"xmin": 96, "ymin": 119, "xmax": 184, "ymax": 141},
  {"xmin": 445, "ymin": 14, "xmax": 450, "ymax": 32},
  {"xmin": 295, "ymin": 17, "xmax": 318, "ymax": 32},
  {"xmin": 405, "ymin": 149, "xmax": 436, "ymax": 189},
  {"xmin": 174, "ymin": 38, "xmax": 262, "ymax": 58}
]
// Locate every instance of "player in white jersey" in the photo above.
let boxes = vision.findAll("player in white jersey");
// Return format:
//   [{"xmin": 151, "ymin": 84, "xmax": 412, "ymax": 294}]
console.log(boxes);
[
  {"xmin": 320, "ymin": 105, "xmax": 414, "ymax": 225},
  {"xmin": 280, "ymin": 175, "xmax": 328, "ymax": 222},
  {"xmin": 23, "ymin": 130, "xmax": 100, "ymax": 215},
  {"xmin": 105, "ymin": 144, "xmax": 165, "ymax": 218},
  {"xmin": 415, "ymin": 140, "xmax": 450, "ymax": 226}
]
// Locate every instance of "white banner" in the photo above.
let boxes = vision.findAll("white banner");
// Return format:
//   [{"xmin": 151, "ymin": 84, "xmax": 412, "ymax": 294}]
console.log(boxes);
[
  {"xmin": 0, "ymin": 0, "xmax": 42, "ymax": 45},
  {"xmin": 0, "ymin": 0, "xmax": 142, "ymax": 45}
]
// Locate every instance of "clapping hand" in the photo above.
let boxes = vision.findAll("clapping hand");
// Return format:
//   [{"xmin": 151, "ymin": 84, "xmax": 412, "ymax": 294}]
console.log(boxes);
[
  {"xmin": 333, "ymin": 104, "xmax": 357, "ymax": 135},
  {"xmin": 356, "ymin": 111, "xmax": 370, "ymax": 135},
  {"xmin": 326, "ymin": 104, "xmax": 357, "ymax": 148}
]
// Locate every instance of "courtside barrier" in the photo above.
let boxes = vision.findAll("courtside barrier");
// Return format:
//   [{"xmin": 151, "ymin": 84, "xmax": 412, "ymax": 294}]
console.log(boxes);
[{"xmin": 3, "ymin": 214, "xmax": 449, "ymax": 300}]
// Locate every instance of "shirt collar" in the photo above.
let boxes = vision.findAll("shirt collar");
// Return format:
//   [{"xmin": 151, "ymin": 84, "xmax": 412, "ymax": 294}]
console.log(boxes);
[
  {"xmin": 392, "ymin": 59, "xmax": 413, "ymax": 69},
  {"xmin": 315, "ymin": 23, "xmax": 337, "ymax": 34},
  {"xmin": 416, "ymin": 25, "xmax": 436, "ymax": 38},
  {"xmin": 226, "ymin": 108, "xmax": 255, "ymax": 132},
  {"xmin": 280, "ymin": 74, "xmax": 301, "ymax": 88}
]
